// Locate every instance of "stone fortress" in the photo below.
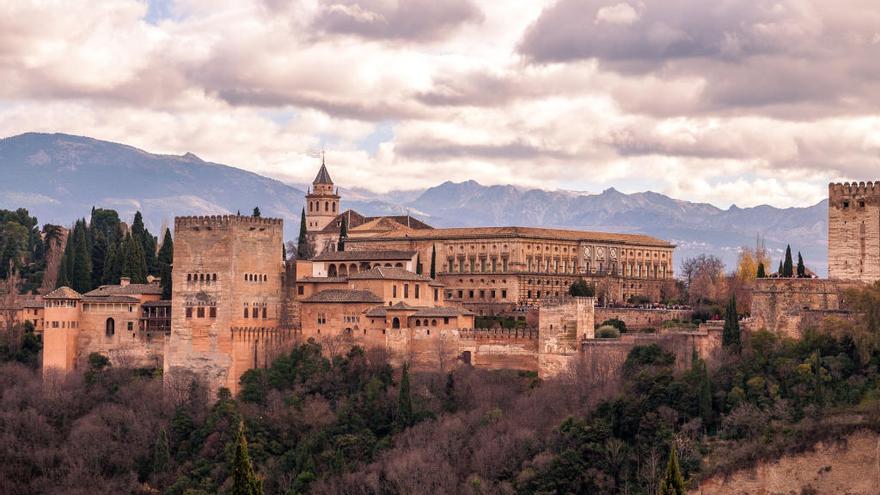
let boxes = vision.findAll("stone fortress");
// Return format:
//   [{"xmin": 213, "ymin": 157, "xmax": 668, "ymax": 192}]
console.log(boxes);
[{"xmin": 38, "ymin": 162, "xmax": 879, "ymax": 395}]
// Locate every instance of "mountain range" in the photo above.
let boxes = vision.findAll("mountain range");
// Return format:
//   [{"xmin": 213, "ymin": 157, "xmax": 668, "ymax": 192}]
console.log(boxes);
[{"xmin": 0, "ymin": 133, "xmax": 828, "ymax": 275}]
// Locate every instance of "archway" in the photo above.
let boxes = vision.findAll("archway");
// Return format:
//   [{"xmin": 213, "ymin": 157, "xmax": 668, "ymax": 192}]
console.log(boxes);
[
  {"xmin": 338, "ymin": 264, "xmax": 348, "ymax": 277},
  {"xmin": 105, "ymin": 318, "xmax": 115, "ymax": 337},
  {"xmin": 392, "ymin": 317, "xmax": 400, "ymax": 329},
  {"xmin": 328, "ymin": 264, "xmax": 337, "ymax": 277}
]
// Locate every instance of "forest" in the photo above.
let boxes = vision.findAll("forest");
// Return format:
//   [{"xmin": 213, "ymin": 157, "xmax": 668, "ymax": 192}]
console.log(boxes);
[{"xmin": 1, "ymin": 282, "xmax": 880, "ymax": 494}]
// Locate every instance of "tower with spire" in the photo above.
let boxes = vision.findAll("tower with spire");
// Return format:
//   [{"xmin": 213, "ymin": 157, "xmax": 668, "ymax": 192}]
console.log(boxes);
[{"xmin": 305, "ymin": 153, "xmax": 341, "ymax": 233}]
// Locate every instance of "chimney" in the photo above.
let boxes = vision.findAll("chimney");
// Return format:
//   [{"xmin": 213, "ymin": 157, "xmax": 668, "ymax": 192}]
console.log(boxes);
[{"xmin": 120, "ymin": 277, "xmax": 130, "ymax": 287}]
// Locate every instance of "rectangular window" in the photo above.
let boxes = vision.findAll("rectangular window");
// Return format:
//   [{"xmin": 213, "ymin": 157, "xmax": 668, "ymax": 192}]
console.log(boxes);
[
  {"xmin": 457, "ymin": 290, "xmax": 463, "ymax": 299},
  {"xmin": 444, "ymin": 317, "xmax": 449, "ymax": 324},
  {"xmin": 415, "ymin": 284, "xmax": 420, "ymax": 299},
  {"xmin": 297, "ymin": 286, "xmax": 304, "ymax": 295},
  {"xmin": 210, "ymin": 307, "xmax": 217, "ymax": 318},
  {"xmin": 393, "ymin": 285, "xmax": 398, "ymax": 298},
  {"xmin": 527, "ymin": 290, "xmax": 532, "ymax": 299},
  {"xmin": 468, "ymin": 290, "xmax": 474, "ymax": 298},
  {"xmin": 244, "ymin": 306, "xmax": 249, "ymax": 318},
  {"xmin": 186, "ymin": 307, "xmax": 193, "ymax": 318},
  {"xmin": 127, "ymin": 321, "xmax": 134, "ymax": 331},
  {"xmin": 197, "ymin": 307, "xmax": 205, "ymax": 318},
  {"xmin": 434, "ymin": 288, "xmax": 439, "ymax": 301},
  {"xmin": 479, "ymin": 289, "xmax": 485, "ymax": 298},
  {"xmin": 491, "ymin": 290, "xmax": 496, "ymax": 299},
  {"xmin": 252, "ymin": 307, "xmax": 259, "ymax": 318},
  {"xmin": 262, "ymin": 306, "xmax": 267, "ymax": 319},
  {"xmin": 404, "ymin": 284, "xmax": 409, "ymax": 298},
  {"xmin": 502, "ymin": 289, "xmax": 507, "ymax": 299}
]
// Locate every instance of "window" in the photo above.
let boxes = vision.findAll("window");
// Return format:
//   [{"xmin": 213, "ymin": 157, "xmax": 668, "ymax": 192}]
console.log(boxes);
[
  {"xmin": 262, "ymin": 305, "xmax": 267, "ymax": 319},
  {"xmin": 444, "ymin": 317, "xmax": 449, "ymax": 324},
  {"xmin": 317, "ymin": 313, "xmax": 327, "ymax": 325},
  {"xmin": 434, "ymin": 288, "xmax": 439, "ymax": 302},
  {"xmin": 393, "ymin": 285, "xmax": 398, "ymax": 298},
  {"xmin": 210, "ymin": 307, "xmax": 217, "ymax": 318},
  {"xmin": 431, "ymin": 319, "xmax": 437, "ymax": 327},
  {"xmin": 457, "ymin": 290, "xmax": 463, "ymax": 299},
  {"xmin": 105, "ymin": 318, "xmax": 115, "ymax": 337},
  {"xmin": 127, "ymin": 321, "xmax": 133, "ymax": 331},
  {"xmin": 252, "ymin": 307, "xmax": 258, "ymax": 318},
  {"xmin": 187, "ymin": 274, "xmax": 192, "ymax": 282},
  {"xmin": 197, "ymin": 307, "xmax": 205, "ymax": 318},
  {"xmin": 298, "ymin": 286, "xmax": 304, "ymax": 295},
  {"xmin": 186, "ymin": 307, "xmax": 193, "ymax": 318},
  {"xmin": 404, "ymin": 284, "xmax": 409, "ymax": 298},
  {"xmin": 415, "ymin": 284, "xmax": 420, "ymax": 299},
  {"xmin": 392, "ymin": 317, "xmax": 400, "ymax": 329},
  {"xmin": 243, "ymin": 304, "xmax": 249, "ymax": 318},
  {"xmin": 502, "ymin": 289, "xmax": 507, "ymax": 299}
]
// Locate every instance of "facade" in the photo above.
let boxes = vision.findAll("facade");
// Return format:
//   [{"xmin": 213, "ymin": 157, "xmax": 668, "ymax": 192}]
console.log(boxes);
[
  {"xmin": 42, "ymin": 279, "xmax": 167, "ymax": 372},
  {"xmin": 829, "ymin": 181, "xmax": 880, "ymax": 283},
  {"xmin": 165, "ymin": 214, "xmax": 293, "ymax": 394}
]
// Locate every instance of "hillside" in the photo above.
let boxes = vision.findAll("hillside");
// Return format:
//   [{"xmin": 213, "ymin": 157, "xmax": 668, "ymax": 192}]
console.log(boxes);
[{"xmin": 0, "ymin": 133, "xmax": 828, "ymax": 274}]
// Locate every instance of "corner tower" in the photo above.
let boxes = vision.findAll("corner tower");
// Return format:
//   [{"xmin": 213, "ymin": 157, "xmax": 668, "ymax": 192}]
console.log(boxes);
[
  {"xmin": 305, "ymin": 157, "xmax": 340, "ymax": 232},
  {"xmin": 829, "ymin": 181, "xmax": 880, "ymax": 283}
]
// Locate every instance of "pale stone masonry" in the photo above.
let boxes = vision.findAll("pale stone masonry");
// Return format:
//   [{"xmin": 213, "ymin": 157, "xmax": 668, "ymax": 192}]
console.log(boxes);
[{"xmin": 829, "ymin": 181, "xmax": 880, "ymax": 283}]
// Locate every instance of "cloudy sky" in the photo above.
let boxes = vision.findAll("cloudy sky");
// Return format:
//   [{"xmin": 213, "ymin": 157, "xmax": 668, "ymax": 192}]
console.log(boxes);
[{"xmin": 1, "ymin": 0, "xmax": 879, "ymax": 208}]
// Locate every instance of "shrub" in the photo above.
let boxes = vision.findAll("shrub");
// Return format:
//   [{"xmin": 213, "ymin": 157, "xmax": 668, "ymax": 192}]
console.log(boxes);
[
  {"xmin": 599, "ymin": 318, "xmax": 627, "ymax": 333},
  {"xmin": 595, "ymin": 326, "xmax": 620, "ymax": 339}
]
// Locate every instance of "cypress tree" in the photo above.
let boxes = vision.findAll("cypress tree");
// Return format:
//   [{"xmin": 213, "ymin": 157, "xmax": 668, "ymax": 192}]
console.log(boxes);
[
  {"xmin": 71, "ymin": 220, "xmax": 93, "ymax": 292},
  {"xmin": 777, "ymin": 260, "xmax": 784, "ymax": 277},
  {"xmin": 396, "ymin": 363, "xmax": 414, "ymax": 430},
  {"xmin": 160, "ymin": 262, "xmax": 172, "ymax": 300},
  {"xmin": 231, "ymin": 421, "xmax": 263, "ymax": 495},
  {"xmin": 336, "ymin": 216, "xmax": 348, "ymax": 252},
  {"xmin": 756, "ymin": 262, "xmax": 766, "ymax": 278},
  {"xmin": 131, "ymin": 211, "xmax": 157, "ymax": 275},
  {"xmin": 722, "ymin": 295, "xmax": 741, "ymax": 352},
  {"xmin": 430, "ymin": 244, "xmax": 436, "ymax": 279},
  {"xmin": 57, "ymin": 229, "xmax": 73, "ymax": 288},
  {"xmin": 296, "ymin": 208, "xmax": 311, "ymax": 260},
  {"xmin": 797, "ymin": 251, "xmax": 806, "ymax": 278},
  {"xmin": 158, "ymin": 228, "xmax": 173, "ymax": 266},
  {"xmin": 122, "ymin": 232, "xmax": 148, "ymax": 283},
  {"xmin": 692, "ymin": 348, "xmax": 712, "ymax": 430},
  {"xmin": 90, "ymin": 230, "xmax": 108, "ymax": 285},
  {"xmin": 252, "ymin": 207, "xmax": 261, "ymax": 218},
  {"xmin": 151, "ymin": 428, "xmax": 170, "ymax": 476},
  {"xmin": 658, "ymin": 443, "xmax": 686, "ymax": 495},
  {"xmin": 782, "ymin": 244, "xmax": 794, "ymax": 277},
  {"xmin": 442, "ymin": 372, "xmax": 456, "ymax": 413}
]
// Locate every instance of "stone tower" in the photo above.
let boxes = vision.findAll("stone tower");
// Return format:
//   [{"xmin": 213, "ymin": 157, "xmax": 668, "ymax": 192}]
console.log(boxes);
[
  {"xmin": 828, "ymin": 181, "xmax": 880, "ymax": 283},
  {"xmin": 165, "ymin": 215, "xmax": 285, "ymax": 395},
  {"xmin": 305, "ymin": 157, "xmax": 340, "ymax": 232}
]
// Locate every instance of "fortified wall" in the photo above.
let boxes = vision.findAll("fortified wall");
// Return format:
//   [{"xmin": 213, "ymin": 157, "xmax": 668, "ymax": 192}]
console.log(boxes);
[
  {"xmin": 165, "ymin": 215, "xmax": 292, "ymax": 395},
  {"xmin": 749, "ymin": 278, "xmax": 853, "ymax": 338},
  {"xmin": 595, "ymin": 307, "xmax": 693, "ymax": 330},
  {"xmin": 829, "ymin": 182, "xmax": 880, "ymax": 283}
]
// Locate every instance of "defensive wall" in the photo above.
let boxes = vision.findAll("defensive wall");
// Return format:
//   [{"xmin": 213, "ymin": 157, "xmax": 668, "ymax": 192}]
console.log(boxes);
[{"xmin": 595, "ymin": 307, "xmax": 693, "ymax": 330}]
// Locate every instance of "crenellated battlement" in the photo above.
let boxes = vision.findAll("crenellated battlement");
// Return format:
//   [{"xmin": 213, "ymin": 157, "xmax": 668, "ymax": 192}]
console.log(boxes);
[
  {"xmin": 175, "ymin": 215, "xmax": 283, "ymax": 229},
  {"xmin": 459, "ymin": 327, "xmax": 539, "ymax": 340},
  {"xmin": 829, "ymin": 181, "xmax": 880, "ymax": 200},
  {"xmin": 230, "ymin": 326, "xmax": 293, "ymax": 341}
]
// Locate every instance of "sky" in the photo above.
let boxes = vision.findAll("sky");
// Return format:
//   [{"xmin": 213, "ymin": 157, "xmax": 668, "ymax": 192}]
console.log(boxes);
[{"xmin": 1, "ymin": 0, "xmax": 879, "ymax": 208}]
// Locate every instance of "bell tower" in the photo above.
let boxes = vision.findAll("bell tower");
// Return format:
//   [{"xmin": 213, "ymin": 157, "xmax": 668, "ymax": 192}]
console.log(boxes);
[{"xmin": 305, "ymin": 155, "xmax": 340, "ymax": 232}]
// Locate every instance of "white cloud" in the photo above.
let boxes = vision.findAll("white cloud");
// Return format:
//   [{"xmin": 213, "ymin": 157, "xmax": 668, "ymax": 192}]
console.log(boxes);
[{"xmin": 595, "ymin": 3, "xmax": 640, "ymax": 26}]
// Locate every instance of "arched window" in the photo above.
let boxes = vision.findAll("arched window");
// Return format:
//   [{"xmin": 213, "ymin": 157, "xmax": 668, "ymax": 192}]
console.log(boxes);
[
  {"xmin": 325, "ymin": 201, "xmax": 329, "ymax": 211},
  {"xmin": 213, "ymin": 273, "xmax": 217, "ymax": 281},
  {"xmin": 105, "ymin": 318, "xmax": 115, "ymax": 337},
  {"xmin": 333, "ymin": 202, "xmax": 337, "ymax": 212},
  {"xmin": 328, "ymin": 264, "xmax": 337, "ymax": 277},
  {"xmin": 394, "ymin": 262, "xmax": 403, "ymax": 268},
  {"xmin": 392, "ymin": 317, "xmax": 401, "ymax": 329},
  {"xmin": 187, "ymin": 274, "xmax": 192, "ymax": 282},
  {"xmin": 431, "ymin": 319, "xmax": 437, "ymax": 326},
  {"xmin": 338, "ymin": 264, "xmax": 348, "ymax": 277},
  {"xmin": 199, "ymin": 273, "xmax": 204, "ymax": 282},
  {"xmin": 414, "ymin": 319, "xmax": 421, "ymax": 327}
]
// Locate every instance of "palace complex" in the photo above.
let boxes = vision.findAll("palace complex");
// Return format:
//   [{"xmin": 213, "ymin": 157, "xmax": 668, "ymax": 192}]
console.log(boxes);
[{"xmin": 31, "ymin": 161, "xmax": 880, "ymax": 395}]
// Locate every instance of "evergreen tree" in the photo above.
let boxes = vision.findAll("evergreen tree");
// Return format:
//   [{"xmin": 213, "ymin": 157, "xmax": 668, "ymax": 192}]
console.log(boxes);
[
  {"xmin": 722, "ymin": 295, "xmax": 741, "ymax": 352},
  {"xmin": 131, "ymin": 211, "xmax": 157, "ymax": 275},
  {"xmin": 296, "ymin": 208, "xmax": 312, "ymax": 260},
  {"xmin": 658, "ymin": 443, "xmax": 686, "ymax": 495},
  {"xmin": 252, "ymin": 207, "xmax": 261, "ymax": 218},
  {"xmin": 777, "ymin": 260, "xmax": 784, "ymax": 277},
  {"xmin": 160, "ymin": 262, "xmax": 172, "ymax": 300},
  {"xmin": 231, "ymin": 421, "xmax": 264, "ymax": 495},
  {"xmin": 756, "ymin": 262, "xmax": 766, "ymax": 278},
  {"xmin": 692, "ymin": 348, "xmax": 712, "ymax": 430},
  {"xmin": 782, "ymin": 244, "xmax": 794, "ymax": 277},
  {"xmin": 57, "ymin": 229, "xmax": 73, "ymax": 288},
  {"xmin": 430, "ymin": 244, "xmax": 436, "ymax": 279},
  {"xmin": 797, "ymin": 251, "xmax": 806, "ymax": 278},
  {"xmin": 103, "ymin": 241, "xmax": 123, "ymax": 285},
  {"xmin": 71, "ymin": 220, "xmax": 93, "ymax": 293},
  {"xmin": 151, "ymin": 428, "xmax": 170, "ymax": 477},
  {"xmin": 336, "ymin": 216, "xmax": 348, "ymax": 252},
  {"xmin": 442, "ymin": 372, "xmax": 457, "ymax": 413},
  {"xmin": 396, "ymin": 363, "xmax": 414, "ymax": 430},
  {"xmin": 90, "ymin": 231, "xmax": 108, "ymax": 286},
  {"xmin": 158, "ymin": 228, "xmax": 173, "ymax": 266},
  {"xmin": 121, "ymin": 232, "xmax": 148, "ymax": 283}
]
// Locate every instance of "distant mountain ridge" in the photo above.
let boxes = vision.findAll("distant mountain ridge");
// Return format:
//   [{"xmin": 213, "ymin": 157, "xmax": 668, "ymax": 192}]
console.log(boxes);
[{"xmin": 0, "ymin": 133, "xmax": 828, "ymax": 275}]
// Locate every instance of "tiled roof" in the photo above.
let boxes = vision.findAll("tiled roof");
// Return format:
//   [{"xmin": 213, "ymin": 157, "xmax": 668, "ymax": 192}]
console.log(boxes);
[
  {"xmin": 302, "ymin": 289, "xmax": 383, "ymax": 304},
  {"xmin": 84, "ymin": 283, "xmax": 162, "ymax": 296},
  {"xmin": 313, "ymin": 250, "xmax": 417, "ymax": 262},
  {"xmin": 348, "ymin": 226, "xmax": 673, "ymax": 248},
  {"xmin": 142, "ymin": 300, "xmax": 172, "ymax": 307},
  {"xmin": 298, "ymin": 276, "xmax": 349, "ymax": 283},
  {"xmin": 411, "ymin": 307, "xmax": 474, "ymax": 317},
  {"xmin": 348, "ymin": 266, "xmax": 433, "ymax": 282},
  {"xmin": 44, "ymin": 287, "xmax": 82, "ymax": 299},
  {"xmin": 318, "ymin": 209, "xmax": 432, "ymax": 234},
  {"xmin": 313, "ymin": 162, "xmax": 333, "ymax": 184},
  {"xmin": 82, "ymin": 295, "xmax": 140, "ymax": 304}
]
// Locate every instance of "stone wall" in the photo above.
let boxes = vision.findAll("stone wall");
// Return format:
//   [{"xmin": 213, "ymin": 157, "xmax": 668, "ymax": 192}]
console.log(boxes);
[
  {"xmin": 828, "ymin": 181, "xmax": 880, "ymax": 283},
  {"xmin": 595, "ymin": 307, "xmax": 693, "ymax": 330},
  {"xmin": 537, "ymin": 297, "xmax": 596, "ymax": 377},
  {"xmin": 749, "ymin": 278, "xmax": 850, "ymax": 338}
]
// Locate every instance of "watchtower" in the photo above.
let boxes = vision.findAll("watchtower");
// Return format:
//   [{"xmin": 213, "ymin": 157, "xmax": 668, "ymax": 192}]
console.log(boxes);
[
  {"xmin": 828, "ymin": 182, "xmax": 880, "ymax": 283},
  {"xmin": 305, "ymin": 157, "xmax": 340, "ymax": 232}
]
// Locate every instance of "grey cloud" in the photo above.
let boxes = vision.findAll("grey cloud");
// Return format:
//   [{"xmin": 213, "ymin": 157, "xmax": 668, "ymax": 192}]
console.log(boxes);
[
  {"xmin": 396, "ymin": 139, "xmax": 572, "ymax": 161},
  {"xmin": 313, "ymin": 0, "xmax": 483, "ymax": 41}
]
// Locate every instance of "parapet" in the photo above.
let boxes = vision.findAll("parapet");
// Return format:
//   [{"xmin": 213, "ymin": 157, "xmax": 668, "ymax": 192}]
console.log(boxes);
[
  {"xmin": 829, "ymin": 181, "xmax": 880, "ymax": 200},
  {"xmin": 459, "ymin": 327, "xmax": 539, "ymax": 340},
  {"xmin": 175, "ymin": 215, "xmax": 283, "ymax": 229}
]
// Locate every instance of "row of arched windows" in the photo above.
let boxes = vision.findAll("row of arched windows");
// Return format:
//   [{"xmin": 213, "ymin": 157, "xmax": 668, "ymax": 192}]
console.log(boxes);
[
  {"xmin": 243, "ymin": 302, "xmax": 268, "ymax": 319},
  {"xmin": 245, "ymin": 273, "xmax": 267, "ymax": 282},
  {"xmin": 187, "ymin": 273, "xmax": 217, "ymax": 283},
  {"xmin": 308, "ymin": 200, "xmax": 337, "ymax": 213}
]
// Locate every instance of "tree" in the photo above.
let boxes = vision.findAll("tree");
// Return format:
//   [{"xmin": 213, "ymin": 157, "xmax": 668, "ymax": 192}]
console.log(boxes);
[
  {"xmin": 777, "ymin": 260, "xmax": 784, "ymax": 277},
  {"xmin": 71, "ymin": 220, "xmax": 93, "ymax": 293},
  {"xmin": 569, "ymin": 278, "xmax": 595, "ymax": 297},
  {"xmin": 756, "ymin": 262, "xmax": 766, "ymax": 278},
  {"xmin": 680, "ymin": 254, "xmax": 726, "ymax": 306},
  {"xmin": 430, "ymin": 244, "xmax": 437, "ymax": 279},
  {"xmin": 160, "ymin": 262, "xmax": 172, "ymax": 300},
  {"xmin": 396, "ymin": 362, "xmax": 414, "ymax": 430},
  {"xmin": 797, "ymin": 251, "xmax": 806, "ymax": 278},
  {"xmin": 722, "ymin": 295, "xmax": 741, "ymax": 352},
  {"xmin": 296, "ymin": 208, "xmax": 313, "ymax": 260},
  {"xmin": 231, "ymin": 421, "xmax": 264, "ymax": 495},
  {"xmin": 158, "ymin": 228, "xmax": 173, "ymax": 266},
  {"xmin": 782, "ymin": 244, "xmax": 794, "ymax": 277},
  {"xmin": 692, "ymin": 348, "xmax": 713, "ymax": 430},
  {"xmin": 252, "ymin": 207, "xmax": 261, "ymax": 218},
  {"xmin": 103, "ymin": 241, "xmax": 122, "ymax": 285},
  {"xmin": 151, "ymin": 428, "xmax": 170, "ymax": 477},
  {"xmin": 735, "ymin": 247, "xmax": 758, "ymax": 282},
  {"xmin": 658, "ymin": 443, "xmax": 686, "ymax": 495},
  {"xmin": 121, "ymin": 232, "xmax": 148, "ymax": 283},
  {"xmin": 336, "ymin": 215, "xmax": 348, "ymax": 252}
]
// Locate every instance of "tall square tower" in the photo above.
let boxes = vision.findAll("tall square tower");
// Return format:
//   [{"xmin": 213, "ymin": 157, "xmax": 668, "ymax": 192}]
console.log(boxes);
[{"xmin": 828, "ymin": 182, "xmax": 880, "ymax": 283}]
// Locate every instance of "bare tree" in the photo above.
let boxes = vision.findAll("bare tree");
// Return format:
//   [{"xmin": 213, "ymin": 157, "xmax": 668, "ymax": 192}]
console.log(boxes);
[
  {"xmin": 434, "ymin": 330, "xmax": 458, "ymax": 373},
  {"xmin": 0, "ymin": 263, "xmax": 23, "ymax": 352},
  {"xmin": 680, "ymin": 254, "xmax": 726, "ymax": 306}
]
